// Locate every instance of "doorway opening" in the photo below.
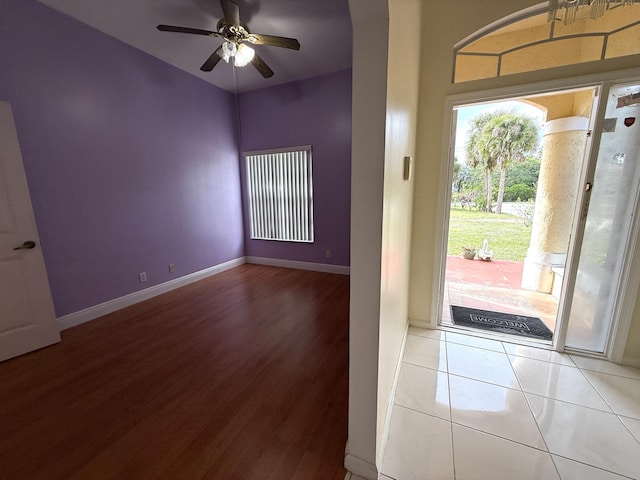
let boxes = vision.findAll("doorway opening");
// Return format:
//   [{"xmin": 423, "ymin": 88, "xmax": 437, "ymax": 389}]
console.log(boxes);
[
  {"xmin": 439, "ymin": 80, "xmax": 640, "ymax": 356},
  {"xmin": 442, "ymin": 96, "xmax": 554, "ymax": 344},
  {"xmin": 441, "ymin": 86, "xmax": 598, "ymax": 346}
]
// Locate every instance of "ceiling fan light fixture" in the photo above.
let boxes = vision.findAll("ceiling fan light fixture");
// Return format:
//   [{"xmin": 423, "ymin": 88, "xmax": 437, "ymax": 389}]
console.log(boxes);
[
  {"xmin": 234, "ymin": 43, "xmax": 255, "ymax": 67},
  {"xmin": 157, "ymin": 0, "xmax": 299, "ymax": 78},
  {"xmin": 218, "ymin": 40, "xmax": 237, "ymax": 63}
]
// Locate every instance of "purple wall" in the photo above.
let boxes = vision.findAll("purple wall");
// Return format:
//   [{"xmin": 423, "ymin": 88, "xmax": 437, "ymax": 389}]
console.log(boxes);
[
  {"xmin": 0, "ymin": 1, "xmax": 244, "ymax": 316},
  {"xmin": 238, "ymin": 70, "xmax": 352, "ymax": 267}
]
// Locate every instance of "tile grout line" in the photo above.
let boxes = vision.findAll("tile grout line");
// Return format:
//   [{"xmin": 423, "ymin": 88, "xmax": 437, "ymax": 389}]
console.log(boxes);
[
  {"xmin": 392, "ymin": 402, "xmax": 449, "ymax": 423},
  {"xmin": 523, "ymin": 390, "xmax": 620, "ymax": 415},
  {"xmin": 446, "ymin": 370, "xmax": 529, "ymax": 392},
  {"xmin": 418, "ymin": 331, "xmax": 627, "ymax": 414},
  {"xmin": 503, "ymin": 342, "xmax": 551, "ymax": 447},
  {"xmin": 573, "ymin": 360, "xmax": 640, "ymax": 380},
  {"xmin": 550, "ymin": 453, "xmax": 637, "ymax": 480},
  {"xmin": 400, "ymin": 359, "xmax": 446, "ymax": 373},
  {"xmin": 393, "ymin": 398, "xmax": 564, "ymax": 455},
  {"xmin": 444, "ymin": 337, "xmax": 457, "ymax": 480},
  {"xmin": 576, "ymin": 366, "xmax": 617, "ymax": 414},
  {"xmin": 579, "ymin": 366, "xmax": 640, "ymax": 448},
  {"xmin": 509, "ymin": 354, "xmax": 615, "ymax": 413},
  {"xmin": 445, "ymin": 340, "xmax": 506, "ymax": 354},
  {"xmin": 518, "ymin": 360, "xmax": 639, "ymax": 477},
  {"xmin": 507, "ymin": 352, "xmax": 577, "ymax": 368},
  {"xmin": 449, "ymin": 420, "xmax": 557, "ymax": 454},
  {"xmin": 402, "ymin": 360, "xmax": 447, "ymax": 373},
  {"xmin": 617, "ymin": 414, "xmax": 640, "ymax": 446},
  {"xmin": 508, "ymin": 340, "xmax": 562, "ymax": 478}
]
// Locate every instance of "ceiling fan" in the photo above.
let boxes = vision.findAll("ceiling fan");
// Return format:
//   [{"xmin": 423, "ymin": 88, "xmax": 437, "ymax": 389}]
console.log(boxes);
[{"xmin": 157, "ymin": 0, "xmax": 300, "ymax": 78}]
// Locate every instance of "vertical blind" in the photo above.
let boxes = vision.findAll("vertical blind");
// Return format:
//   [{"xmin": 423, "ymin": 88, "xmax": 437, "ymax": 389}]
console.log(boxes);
[{"xmin": 245, "ymin": 147, "xmax": 314, "ymax": 242}]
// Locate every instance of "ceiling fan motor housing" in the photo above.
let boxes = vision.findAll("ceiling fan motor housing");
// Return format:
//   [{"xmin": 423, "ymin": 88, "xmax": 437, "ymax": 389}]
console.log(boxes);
[{"xmin": 216, "ymin": 19, "xmax": 252, "ymax": 44}]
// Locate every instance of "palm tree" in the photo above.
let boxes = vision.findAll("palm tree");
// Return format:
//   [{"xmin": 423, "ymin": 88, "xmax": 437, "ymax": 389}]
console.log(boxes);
[
  {"xmin": 485, "ymin": 112, "xmax": 539, "ymax": 214},
  {"xmin": 465, "ymin": 110, "xmax": 539, "ymax": 214},
  {"xmin": 465, "ymin": 112, "xmax": 497, "ymax": 212}
]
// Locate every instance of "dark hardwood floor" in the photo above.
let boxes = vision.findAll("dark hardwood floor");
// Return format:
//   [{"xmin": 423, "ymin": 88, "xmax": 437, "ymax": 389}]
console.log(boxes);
[{"xmin": 0, "ymin": 264, "xmax": 349, "ymax": 480}]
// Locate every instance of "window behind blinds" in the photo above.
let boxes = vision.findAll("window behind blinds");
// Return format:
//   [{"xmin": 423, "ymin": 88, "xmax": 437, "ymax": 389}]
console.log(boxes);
[{"xmin": 245, "ymin": 146, "xmax": 314, "ymax": 242}]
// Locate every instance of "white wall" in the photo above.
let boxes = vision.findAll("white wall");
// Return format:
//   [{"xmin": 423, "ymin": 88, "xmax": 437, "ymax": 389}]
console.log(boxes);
[
  {"xmin": 346, "ymin": 0, "xmax": 388, "ymax": 477},
  {"xmin": 376, "ymin": 0, "xmax": 422, "ymax": 465},
  {"xmin": 346, "ymin": 0, "xmax": 421, "ymax": 477}
]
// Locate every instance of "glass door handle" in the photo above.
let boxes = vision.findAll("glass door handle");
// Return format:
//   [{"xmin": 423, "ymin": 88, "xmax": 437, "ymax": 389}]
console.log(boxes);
[{"xmin": 13, "ymin": 241, "xmax": 36, "ymax": 250}]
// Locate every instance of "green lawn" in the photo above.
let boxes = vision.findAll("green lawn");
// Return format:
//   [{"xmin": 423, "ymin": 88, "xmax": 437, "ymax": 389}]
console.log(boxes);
[{"xmin": 447, "ymin": 208, "xmax": 531, "ymax": 262}]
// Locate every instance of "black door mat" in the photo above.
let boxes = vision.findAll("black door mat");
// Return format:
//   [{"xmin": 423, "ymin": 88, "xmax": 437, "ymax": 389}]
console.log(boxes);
[{"xmin": 450, "ymin": 305, "xmax": 553, "ymax": 341}]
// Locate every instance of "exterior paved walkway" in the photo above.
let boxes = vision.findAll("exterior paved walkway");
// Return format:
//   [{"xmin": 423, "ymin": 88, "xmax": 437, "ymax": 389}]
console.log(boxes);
[{"xmin": 442, "ymin": 256, "xmax": 558, "ymax": 336}]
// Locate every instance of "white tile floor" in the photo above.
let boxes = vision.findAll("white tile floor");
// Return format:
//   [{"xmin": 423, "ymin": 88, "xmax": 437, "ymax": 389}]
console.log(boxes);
[{"xmin": 381, "ymin": 327, "xmax": 640, "ymax": 480}]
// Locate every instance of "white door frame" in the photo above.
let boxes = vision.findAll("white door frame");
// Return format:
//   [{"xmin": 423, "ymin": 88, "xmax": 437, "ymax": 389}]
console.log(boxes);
[{"xmin": 433, "ymin": 68, "xmax": 640, "ymax": 359}]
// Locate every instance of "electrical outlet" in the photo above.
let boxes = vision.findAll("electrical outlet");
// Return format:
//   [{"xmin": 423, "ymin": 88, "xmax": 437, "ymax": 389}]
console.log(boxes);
[
  {"xmin": 325, "ymin": 250, "xmax": 331, "ymax": 258},
  {"xmin": 138, "ymin": 272, "xmax": 147, "ymax": 283},
  {"xmin": 168, "ymin": 264, "xmax": 175, "ymax": 273}
]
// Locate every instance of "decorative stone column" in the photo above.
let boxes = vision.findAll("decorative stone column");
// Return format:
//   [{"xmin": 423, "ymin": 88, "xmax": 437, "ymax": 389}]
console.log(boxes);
[{"xmin": 521, "ymin": 116, "xmax": 589, "ymax": 292}]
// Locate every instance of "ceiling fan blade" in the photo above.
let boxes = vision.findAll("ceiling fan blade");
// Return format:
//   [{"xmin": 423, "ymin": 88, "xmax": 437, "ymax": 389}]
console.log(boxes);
[
  {"xmin": 220, "ymin": 0, "xmax": 240, "ymax": 27},
  {"xmin": 248, "ymin": 33, "xmax": 300, "ymax": 50},
  {"xmin": 201, "ymin": 46, "xmax": 224, "ymax": 72},
  {"xmin": 251, "ymin": 52, "xmax": 274, "ymax": 78},
  {"xmin": 157, "ymin": 25, "xmax": 218, "ymax": 37}
]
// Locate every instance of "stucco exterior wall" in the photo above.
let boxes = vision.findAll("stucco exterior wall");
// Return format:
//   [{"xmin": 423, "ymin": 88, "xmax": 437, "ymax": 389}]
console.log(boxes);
[{"xmin": 531, "ymin": 128, "xmax": 587, "ymax": 253}]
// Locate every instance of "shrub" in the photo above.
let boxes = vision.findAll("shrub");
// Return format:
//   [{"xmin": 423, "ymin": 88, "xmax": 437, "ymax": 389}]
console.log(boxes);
[
  {"xmin": 504, "ymin": 183, "xmax": 536, "ymax": 202},
  {"xmin": 476, "ymin": 195, "xmax": 488, "ymax": 212},
  {"xmin": 452, "ymin": 191, "xmax": 478, "ymax": 210}
]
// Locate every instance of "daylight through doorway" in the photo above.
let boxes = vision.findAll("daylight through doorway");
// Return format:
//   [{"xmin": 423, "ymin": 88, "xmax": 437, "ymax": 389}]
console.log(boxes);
[{"xmin": 441, "ymin": 88, "xmax": 597, "ymax": 344}]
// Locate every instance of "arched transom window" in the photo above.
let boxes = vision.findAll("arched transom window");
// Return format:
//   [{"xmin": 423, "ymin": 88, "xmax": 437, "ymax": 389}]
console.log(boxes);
[{"xmin": 454, "ymin": 1, "xmax": 640, "ymax": 83}]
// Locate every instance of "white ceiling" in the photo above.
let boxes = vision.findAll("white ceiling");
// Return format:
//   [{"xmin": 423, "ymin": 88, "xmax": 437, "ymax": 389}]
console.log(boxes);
[{"xmin": 38, "ymin": 0, "xmax": 353, "ymax": 93}]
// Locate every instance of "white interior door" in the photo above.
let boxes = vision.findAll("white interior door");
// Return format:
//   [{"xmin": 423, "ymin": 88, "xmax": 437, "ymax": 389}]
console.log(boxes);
[{"xmin": 0, "ymin": 102, "xmax": 59, "ymax": 362}]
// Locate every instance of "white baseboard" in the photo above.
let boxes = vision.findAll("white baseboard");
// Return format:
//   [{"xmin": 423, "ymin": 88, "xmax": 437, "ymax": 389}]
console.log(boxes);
[
  {"xmin": 246, "ymin": 256, "xmax": 350, "ymax": 275},
  {"xmin": 378, "ymin": 321, "xmax": 409, "ymax": 465},
  {"xmin": 344, "ymin": 473, "xmax": 369, "ymax": 480},
  {"xmin": 344, "ymin": 453, "xmax": 378, "ymax": 480},
  {"xmin": 408, "ymin": 317, "xmax": 431, "ymax": 329},
  {"xmin": 57, "ymin": 257, "xmax": 246, "ymax": 331}
]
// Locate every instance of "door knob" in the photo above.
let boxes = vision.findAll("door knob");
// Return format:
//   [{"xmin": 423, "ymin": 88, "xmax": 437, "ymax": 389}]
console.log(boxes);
[{"xmin": 14, "ymin": 241, "xmax": 36, "ymax": 250}]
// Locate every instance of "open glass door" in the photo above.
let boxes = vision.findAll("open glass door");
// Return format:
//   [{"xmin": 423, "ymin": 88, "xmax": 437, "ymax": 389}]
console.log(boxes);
[{"xmin": 560, "ymin": 82, "xmax": 640, "ymax": 354}]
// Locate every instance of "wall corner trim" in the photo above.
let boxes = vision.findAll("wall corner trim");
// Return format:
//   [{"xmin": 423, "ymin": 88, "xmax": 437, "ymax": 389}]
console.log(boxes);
[
  {"xmin": 344, "ymin": 453, "xmax": 378, "ymax": 480},
  {"xmin": 246, "ymin": 256, "xmax": 350, "ymax": 275},
  {"xmin": 57, "ymin": 257, "xmax": 247, "ymax": 331},
  {"xmin": 408, "ymin": 317, "xmax": 432, "ymax": 329}
]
